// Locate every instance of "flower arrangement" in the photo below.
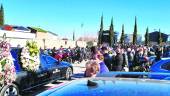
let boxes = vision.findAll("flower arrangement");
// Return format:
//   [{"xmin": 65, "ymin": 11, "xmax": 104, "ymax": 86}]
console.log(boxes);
[
  {"xmin": 0, "ymin": 40, "xmax": 16, "ymax": 85},
  {"xmin": 20, "ymin": 41, "xmax": 40, "ymax": 71}
]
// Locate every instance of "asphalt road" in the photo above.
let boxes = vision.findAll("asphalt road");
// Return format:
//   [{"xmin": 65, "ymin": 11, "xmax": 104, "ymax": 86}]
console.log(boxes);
[{"xmin": 22, "ymin": 61, "xmax": 86, "ymax": 96}]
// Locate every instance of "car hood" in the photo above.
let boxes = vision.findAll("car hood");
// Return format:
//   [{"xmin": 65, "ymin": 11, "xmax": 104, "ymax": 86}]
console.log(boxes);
[{"xmin": 38, "ymin": 77, "xmax": 170, "ymax": 96}]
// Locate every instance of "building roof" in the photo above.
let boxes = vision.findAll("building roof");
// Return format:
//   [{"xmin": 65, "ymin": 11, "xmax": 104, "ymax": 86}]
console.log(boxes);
[
  {"xmin": 31, "ymin": 27, "xmax": 48, "ymax": 33},
  {"xmin": 1, "ymin": 25, "xmax": 30, "ymax": 32},
  {"xmin": 13, "ymin": 26, "xmax": 30, "ymax": 32},
  {"xmin": 48, "ymin": 31, "xmax": 58, "ymax": 36}
]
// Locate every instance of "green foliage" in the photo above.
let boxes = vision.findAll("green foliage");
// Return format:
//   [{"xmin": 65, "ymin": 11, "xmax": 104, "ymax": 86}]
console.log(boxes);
[
  {"xmin": 87, "ymin": 41, "xmax": 93, "ymax": 47},
  {"xmin": 21, "ymin": 41, "xmax": 40, "ymax": 72},
  {"xmin": 26, "ymin": 41, "xmax": 39, "ymax": 57},
  {"xmin": 109, "ymin": 17, "xmax": 114, "ymax": 47},
  {"xmin": 98, "ymin": 14, "xmax": 104, "ymax": 45},
  {"xmin": 73, "ymin": 31, "xmax": 75, "ymax": 41},
  {"xmin": 133, "ymin": 17, "xmax": 137, "ymax": 45},
  {"xmin": 98, "ymin": 31, "xmax": 101, "ymax": 45},
  {"xmin": 120, "ymin": 24, "xmax": 125, "ymax": 44},
  {"xmin": 0, "ymin": 59, "xmax": 6, "ymax": 71},
  {"xmin": 0, "ymin": 4, "xmax": 4, "ymax": 26},
  {"xmin": 158, "ymin": 29, "xmax": 162, "ymax": 45},
  {"xmin": 145, "ymin": 27, "xmax": 149, "ymax": 46},
  {"xmin": 31, "ymin": 27, "xmax": 48, "ymax": 33}
]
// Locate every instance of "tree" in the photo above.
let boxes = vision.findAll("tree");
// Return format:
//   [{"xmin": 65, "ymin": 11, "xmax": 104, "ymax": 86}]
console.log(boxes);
[
  {"xmin": 133, "ymin": 16, "xmax": 137, "ymax": 45},
  {"xmin": 158, "ymin": 29, "xmax": 162, "ymax": 45},
  {"xmin": 87, "ymin": 41, "xmax": 93, "ymax": 47},
  {"xmin": 120, "ymin": 24, "xmax": 125, "ymax": 44},
  {"xmin": 0, "ymin": 4, "xmax": 4, "ymax": 26},
  {"xmin": 98, "ymin": 14, "xmax": 103, "ymax": 45},
  {"xmin": 145, "ymin": 27, "xmax": 149, "ymax": 46},
  {"xmin": 73, "ymin": 31, "xmax": 75, "ymax": 41},
  {"xmin": 109, "ymin": 17, "xmax": 114, "ymax": 47}
]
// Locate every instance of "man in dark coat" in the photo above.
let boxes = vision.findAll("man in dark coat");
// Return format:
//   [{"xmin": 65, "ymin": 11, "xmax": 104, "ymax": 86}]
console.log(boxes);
[
  {"xmin": 155, "ymin": 47, "xmax": 163, "ymax": 62},
  {"xmin": 101, "ymin": 47, "xmax": 112, "ymax": 71},
  {"xmin": 114, "ymin": 48, "xmax": 124, "ymax": 71}
]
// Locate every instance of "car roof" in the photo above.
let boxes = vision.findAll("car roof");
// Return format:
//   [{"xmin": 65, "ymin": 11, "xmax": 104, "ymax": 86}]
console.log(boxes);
[
  {"xmin": 96, "ymin": 72, "xmax": 170, "ymax": 77},
  {"xmin": 38, "ymin": 77, "xmax": 170, "ymax": 96},
  {"xmin": 161, "ymin": 57, "xmax": 170, "ymax": 60}
]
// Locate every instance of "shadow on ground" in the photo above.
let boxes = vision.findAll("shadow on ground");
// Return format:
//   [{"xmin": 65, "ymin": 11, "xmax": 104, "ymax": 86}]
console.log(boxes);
[{"xmin": 22, "ymin": 81, "xmax": 64, "ymax": 96}]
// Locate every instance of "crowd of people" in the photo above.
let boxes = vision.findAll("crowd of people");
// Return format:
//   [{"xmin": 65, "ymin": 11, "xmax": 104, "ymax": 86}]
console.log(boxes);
[
  {"xmin": 41, "ymin": 46, "xmax": 91, "ymax": 63},
  {"xmin": 84, "ymin": 44, "xmax": 170, "ymax": 77},
  {"xmin": 38, "ymin": 44, "xmax": 170, "ymax": 77}
]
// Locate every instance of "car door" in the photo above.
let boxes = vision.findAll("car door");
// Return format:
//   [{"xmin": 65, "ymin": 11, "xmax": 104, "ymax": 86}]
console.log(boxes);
[{"xmin": 45, "ymin": 55, "xmax": 63, "ymax": 80}]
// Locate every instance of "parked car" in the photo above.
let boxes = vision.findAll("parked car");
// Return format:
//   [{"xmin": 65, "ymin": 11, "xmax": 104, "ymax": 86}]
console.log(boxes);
[
  {"xmin": 37, "ymin": 76, "xmax": 170, "ymax": 96},
  {"xmin": 0, "ymin": 48, "xmax": 73, "ymax": 96},
  {"xmin": 150, "ymin": 58, "xmax": 170, "ymax": 79},
  {"xmin": 98, "ymin": 57, "xmax": 170, "ymax": 80},
  {"xmin": 37, "ymin": 58, "xmax": 170, "ymax": 96}
]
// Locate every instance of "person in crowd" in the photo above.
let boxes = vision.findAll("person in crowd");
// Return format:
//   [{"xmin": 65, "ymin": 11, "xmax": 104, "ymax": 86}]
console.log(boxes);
[
  {"xmin": 60, "ymin": 45, "xmax": 64, "ymax": 50},
  {"xmin": 122, "ymin": 48, "xmax": 128, "ymax": 71},
  {"xmin": 51, "ymin": 47, "xmax": 57, "ymax": 57},
  {"xmin": 17, "ymin": 44, "xmax": 21, "ymax": 48},
  {"xmin": 148, "ymin": 47, "xmax": 155, "ymax": 56},
  {"xmin": 84, "ymin": 60, "xmax": 99, "ymax": 77},
  {"xmin": 43, "ymin": 46, "xmax": 49, "ymax": 55},
  {"xmin": 40, "ymin": 47, "xmax": 44, "ymax": 54},
  {"xmin": 96, "ymin": 52, "xmax": 109, "ymax": 73},
  {"xmin": 101, "ymin": 46, "xmax": 112, "ymax": 71},
  {"xmin": 155, "ymin": 47, "xmax": 163, "ymax": 62},
  {"xmin": 127, "ymin": 48, "xmax": 134, "ymax": 71},
  {"xmin": 133, "ymin": 48, "xmax": 141, "ymax": 71},
  {"xmin": 141, "ymin": 51, "xmax": 149, "ymax": 72},
  {"xmin": 90, "ymin": 46, "xmax": 99, "ymax": 60},
  {"xmin": 88, "ymin": 46, "xmax": 109, "ymax": 74},
  {"xmin": 164, "ymin": 46, "xmax": 170, "ymax": 57},
  {"xmin": 114, "ymin": 48, "xmax": 124, "ymax": 71}
]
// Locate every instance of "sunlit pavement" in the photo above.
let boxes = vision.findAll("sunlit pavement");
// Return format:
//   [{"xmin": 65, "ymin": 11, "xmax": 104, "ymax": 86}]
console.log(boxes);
[{"xmin": 23, "ymin": 60, "xmax": 87, "ymax": 96}]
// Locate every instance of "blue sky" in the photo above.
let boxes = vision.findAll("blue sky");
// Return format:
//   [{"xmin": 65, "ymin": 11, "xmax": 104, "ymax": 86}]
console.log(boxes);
[{"xmin": 1, "ymin": 0, "xmax": 170, "ymax": 39}]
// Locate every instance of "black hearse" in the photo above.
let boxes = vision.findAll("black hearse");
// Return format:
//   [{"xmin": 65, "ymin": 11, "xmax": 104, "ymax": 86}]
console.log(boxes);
[{"xmin": 0, "ymin": 48, "xmax": 73, "ymax": 96}]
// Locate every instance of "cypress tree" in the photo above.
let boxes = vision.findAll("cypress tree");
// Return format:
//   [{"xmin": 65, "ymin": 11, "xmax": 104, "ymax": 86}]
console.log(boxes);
[
  {"xmin": 98, "ymin": 14, "xmax": 103, "ymax": 45},
  {"xmin": 133, "ymin": 16, "xmax": 137, "ymax": 45},
  {"xmin": 120, "ymin": 24, "xmax": 125, "ymax": 44},
  {"xmin": 73, "ymin": 30, "xmax": 75, "ymax": 41},
  {"xmin": 109, "ymin": 17, "xmax": 114, "ymax": 47},
  {"xmin": 145, "ymin": 27, "xmax": 149, "ymax": 46},
  {"xmin": 0, "ymin": 4, "xmax": 4, "ymax": 26},
  {"xmin": 158, "ymin": 29, "xmax": 162, "ymax": 45}
]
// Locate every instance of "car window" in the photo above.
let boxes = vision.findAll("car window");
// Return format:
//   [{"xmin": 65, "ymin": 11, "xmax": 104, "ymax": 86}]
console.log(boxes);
[
  {"xmin": 161, "ymin": 61, "xmax": 170, "ymax": 70},
  {"xmin": 46, "ymin": 56, "xmax": 57, "ymax": 64}
]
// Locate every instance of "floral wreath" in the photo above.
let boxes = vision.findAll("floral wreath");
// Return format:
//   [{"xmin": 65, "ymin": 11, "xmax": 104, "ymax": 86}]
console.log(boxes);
[
  {"xmin": 0, "ymin": 33, "xmax": 16, "ymax": 85},
  {"xmin": 20, "ymin": 41, "xmax": 40, "ymax": 71}
]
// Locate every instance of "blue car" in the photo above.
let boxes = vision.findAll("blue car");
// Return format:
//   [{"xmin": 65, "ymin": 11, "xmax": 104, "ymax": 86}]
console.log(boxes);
[
  {"xmin": 37, "ymin": 58, "xmax": 170, "ymax": 96},
  {"xmin": 0, "ymin": 48, "xmax": 73, "ymax": 96},
  {"xmin": 150, "ymin": 58, "xmax": 170, "ymax": 79},
  {"xmin": 37, "ymin": 76, "xmax": 170, "ymax": 96}
]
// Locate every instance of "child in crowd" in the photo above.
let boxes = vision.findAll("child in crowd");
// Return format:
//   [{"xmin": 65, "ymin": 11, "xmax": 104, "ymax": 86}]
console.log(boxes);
[{"xmin": 85, "ymin": 60, "xmax": 99, "ymax": 77}]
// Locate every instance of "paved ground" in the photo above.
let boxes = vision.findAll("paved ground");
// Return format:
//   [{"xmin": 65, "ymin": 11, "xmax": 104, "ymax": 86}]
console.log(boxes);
[{"xmin": 23, "ymin": 61, "xmax": 87, "ymax": 96}]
